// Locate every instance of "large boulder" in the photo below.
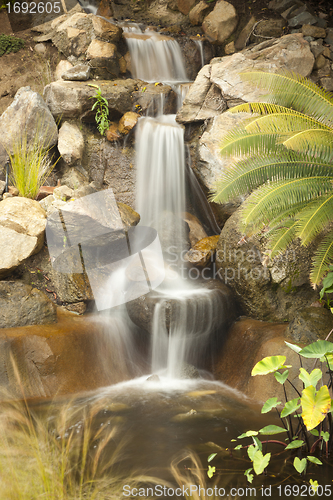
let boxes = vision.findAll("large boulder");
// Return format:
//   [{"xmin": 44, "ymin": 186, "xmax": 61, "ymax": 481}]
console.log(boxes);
[
  {"xmin": 43, "ymin": 80, "xmax": 177, "ymax": 121},
  {"xmin": 177, "ymin": 33, "xmax": 315, "ymax": 124},
  {"xmin": 0, "ymin": 198, "xmax": 47, "ymax": 278},
  {"xmin": 202, "ymin": 1, "xmax": 238, "ymax": 45},
  {"xmin": 0, "ymin": 281, "xmax": 57, "ymax": 328},
  {"xmin": 0, "ymin": 87, "xmax": 58, "ymax": 168},
  {"xmin": 215, "ymin": 210, "xmax": 319, "ymax": 322}
]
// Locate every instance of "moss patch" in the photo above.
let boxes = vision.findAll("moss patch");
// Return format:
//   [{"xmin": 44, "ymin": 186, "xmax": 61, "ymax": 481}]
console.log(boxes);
[{"xmin": 0, "ymin": 33, "xmax": 25, "ymax": 56}]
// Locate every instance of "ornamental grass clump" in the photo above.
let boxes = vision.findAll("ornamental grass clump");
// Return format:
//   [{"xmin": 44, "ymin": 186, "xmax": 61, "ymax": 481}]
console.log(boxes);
[
  {"xmin": 211, "ymin": 71, "xmax": 333, "ymax": 287},
  {"xmin": 7, "ymin": 126, "xmax": 59, "ymax": 199}
]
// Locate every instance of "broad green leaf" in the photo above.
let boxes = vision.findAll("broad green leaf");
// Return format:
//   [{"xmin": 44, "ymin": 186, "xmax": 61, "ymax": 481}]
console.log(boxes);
[
  {"xmin": 324, "ymin": 353, "xmax": 333, "ymax": 370},
  {"xmin": 253, "ymin": 450, "xmax": 271, "ymax": 475},
  {"xmin": 285, "ymin": 440, "xmax": 304, "ymax": 450},
  {"xmin": 252, "ymin": 436, "xmax": 262, "ymax": 451},
  {"xmin": 259, "ymin": 425, "xmax": 287, "ymax": 435},
  {"xmin": 307, "ymin": 456, "xmax": 323, "ymax": 465},
  {"xmin": 299, "ymin": 368, "xmax": 322, "ymax": 388},
  {"xmin": 251, "ymin": 356, "xmax": 287, "ymax": 376},
  {"xmin": 237, "ymin": 430, "xmax": 258, "ymax": 439},
  {"xmin": 301, "ymin": 385, "xmax": 332, "ymax": 430},
  {"xmin": 261, "ymin": 397, "xmax": 281, "ymax": 414},
  {"xmin": 248, "ymin": 445, "xmax": 257, "ymax": 461},
  {"xmin": 310, "ymin": 429, "xmax": 319, "ymax": 436},
  {"xmin": 299, "ymin": 340, "xmax": 333, "ymax": 359},
  {"xmin": 281, "ymin": 398, "xmax": 301, "ymax": 418},
  {"xmin": 285, "ymin": 341, "xmax": 302, "ymax": 353},
  {"xmin": 207, "ymin": 465, "xmax": 215, "ymax": 478},
  {"xmin": 234, "ymin": 445, "xmax": 242, "ymax": 450},
  {"xmin": 294, "ymin": 457, "xmax": 307, "ymax": 474},
  {"xmin": 244, "ymin": 468, "xmax": 254, "ymax": 484},
  {"xmin": 207, "ymin": 453, "xmax": 217, "ymax": 462},
  {"xmin": 322, "ymin": 431, "xmax": 330, "ymax": 443},
  {"xmin": 274, "ymin": 369, "xmax": 289, "ymax": 385}
]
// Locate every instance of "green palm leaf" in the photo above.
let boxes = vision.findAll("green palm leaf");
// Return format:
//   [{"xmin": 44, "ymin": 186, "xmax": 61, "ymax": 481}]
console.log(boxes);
[
  {"xmin": 266, "ymin": 220, "xmax": 298, "ymax": 258},
  {"xmin": 240, "ymin": 71, "xmax": 333, "ymax": 126},
  {"xmin": 220, "ymin": 129, "xmax": 284, "ymax": 157},
  {"xmin": 228, "ymin": 102, "xmax": 302, "ymax": 116},
  {"xmin": 283, "ymin": 130, "xmax": 333, "ymax": 155},
  {"xmin": 311, "ymin": 235, "xmax": 333, "ymax": 287},
  {"xmin": 296, "ymin": 195, "xmax": 333, "ymax": 245},
  {"xmin": 212, "ymin": 153, "xmax": 333, "ymax": 204},
  {"xmin": 241, "ymin": 178, "xmax": 333, "ymax": 232},
  {"xmin": 245, "ymin": 114, "xmax": 331, "ymax": 135}
]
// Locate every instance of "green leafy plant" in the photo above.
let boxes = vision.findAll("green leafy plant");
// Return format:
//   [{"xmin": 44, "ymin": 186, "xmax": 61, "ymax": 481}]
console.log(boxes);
[
  {"xmin": 211, "ymin": 71, "xmax": 333, "ymax": 288},
  {"xmin": 6, "ymin": 125, "xmax": 59, "ymax": 199},
  {"xmin": 0, "ymin": 33, "xmax": 25, "ymax": 56},
  {"xmin": 212, "ymin": 340, "xmax": 333, "ymax": 482},
  {"xmin": 89, "ymin": 84, "xmax": 110, "ymax": 136}
]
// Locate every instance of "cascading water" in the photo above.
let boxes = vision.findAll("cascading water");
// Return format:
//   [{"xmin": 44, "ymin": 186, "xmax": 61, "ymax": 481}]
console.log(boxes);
[{"xmin": 123, "ymin": 24, "xmax": 226, "ymax": 379}]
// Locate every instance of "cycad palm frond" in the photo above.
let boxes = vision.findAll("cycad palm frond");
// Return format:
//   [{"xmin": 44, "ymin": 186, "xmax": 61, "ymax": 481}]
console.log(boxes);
[
  {"xmin": 265, "ymin": 219, "xmax": 299, "ymax": 258},
  {"xmin": 245, "ymin": 114, "xmax": 331, "ymax": 135},
  {"xmin": 212, "ymin": 152, "xmax": 333, "ymax": 204},
  {"xmin": 213, "ymin": 70, "xmax": 333, "ymax": 286},
  {"xmin": 239, "ymin": 71, "xmax": 333, "ymax": 126},
  {"xmin": 240, "ymin": 177, "xmax": 333, "ymax": 234},
  {"xmin": 311, "ymin": 235, "xmax": 333, "ymax": 286},
  {"xmin": 220, "ymin": 129, "xmax": 285, "ymax": 157},
  {"xmin": 296, "ymin": 195, "xmax": 333, "ymax": 245}
]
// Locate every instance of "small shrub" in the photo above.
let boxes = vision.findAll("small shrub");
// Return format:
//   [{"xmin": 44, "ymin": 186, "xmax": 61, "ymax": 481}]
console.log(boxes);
[
  {"xmin": 0, "ymin": 33, "xmax": 25, "ymax": 56},
  {"xmin": 89, "ymin": 84, "xmax": 110, "ymax": 136}
]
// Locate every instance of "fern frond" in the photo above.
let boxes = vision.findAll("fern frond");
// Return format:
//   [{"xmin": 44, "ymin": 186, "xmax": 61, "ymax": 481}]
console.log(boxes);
[
  {"xmin": 240, "ymin": 71, "xmax": 333, "ymax": 126},
  {"xmin": 241, "ymin": 177, "xmax": 333, "ymax": 233},
  {"xmin": 245, "ymin": 113, "xmax": 331, "ymax": 135},
  {"xmin": 266, "ymin": 219, "xmax": 298, "ymax": 258},
  {"xmin": 296, "ymin": 195, "xmax": 333, "ymax": 245},
  {"xmin": 211, "ymin": 152, "xmax": 333, "ymax": 204},
  {"xmin": 311, "ymin": 233, "xmax": 333, "ymax": 287}
]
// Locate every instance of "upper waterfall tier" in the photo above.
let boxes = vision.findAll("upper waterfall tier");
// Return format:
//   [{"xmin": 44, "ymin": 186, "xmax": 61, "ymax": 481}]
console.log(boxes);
[{"xmin": 123, "ymin": 26, "xmax": 189, "ymax": 85}]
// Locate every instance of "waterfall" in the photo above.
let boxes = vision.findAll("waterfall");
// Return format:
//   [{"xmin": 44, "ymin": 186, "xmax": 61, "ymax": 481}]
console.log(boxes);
[
  {"xmin": 194, "ymin": 39, "xmax": 205, "ymax": 68},
  {"xmin": 123, "ymin": 27, "xmax": 188, "ymax": 84},
  {"xmin": 122, "ymin": 25, "xmax": 226, "ymax": 379}
]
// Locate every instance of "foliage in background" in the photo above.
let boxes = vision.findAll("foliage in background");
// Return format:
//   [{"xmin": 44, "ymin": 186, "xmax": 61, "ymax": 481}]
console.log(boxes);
[
  {"xmin": 0, "ymin": 33, "xmax": 24, "ymax": 56},
  {"xmin": 89, "ymin": 84, "xmax": 110, "ymax": 136},
  {"xmin": 208, "ymin": 340, "xmax": 333, "ymax": 484},
  {"xmin": 211, "ymin": 71, "xmax": 333, "ymax": 287},
  {"xmin": 6, "ymin": 125, "xmax": 59, "ymax": 199}
]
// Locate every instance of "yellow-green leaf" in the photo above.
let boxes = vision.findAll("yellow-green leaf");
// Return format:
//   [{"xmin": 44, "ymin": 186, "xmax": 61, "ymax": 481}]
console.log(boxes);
[
  {"xmin": 301, "ymin": 385, "xmax": 331, "ymax": 431},
  {"xmin": 251, "ymin": 356, "xmax": 287, "ymax": 376}
]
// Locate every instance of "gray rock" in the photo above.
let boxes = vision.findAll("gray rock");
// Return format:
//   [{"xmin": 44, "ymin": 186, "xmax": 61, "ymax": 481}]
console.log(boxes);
[
  {"xmin": 286, "ymin": 307, "xmax": 333, "ymax": 344},
  {"xmin": 54, "ymin": 60, "xmax": 73, "ymax": 80},
  {"xmin": 215, "ymin": 210, "xmax": 319, "ymax": 321},
  {"xmin": 250, "ymin": 18, "xmax": 287, "ymax": 45},
  {"xmin": 0, "ymin": 181, "xmax": 5, "ymax": 196},
  {"xmin": 268, "ymin": 0, "xmax": 299, "ymax": 13},
  {"xmin": 43, "ymin": 79, "xmax": 139, "ymax": 121},
  {"xmin": 202, "ymin": 1, "xmax": 238, "ymax": 45},
  {"xmin": 0, "ymin": 281, "xmax": 57, "ymax": 328},
  {"xmin": 189, "ymin": 1, "xmax": 212, "ymax": 26},
  {"xmin": 325, "ymin": 29, "xmax": 333, "ymax": 47},
  {"xmin": 58, "ymin": 122, "xmax": 84, "ymax": 165},
  {"xmin": 320, "ymin": 77, "xmax": 333, "ymax": 91},
  {"xmin": 62, "ymin": 64, "xmax": 91, "ymax": 81},
  {"xmin": 177, "ymin": 34, "xmax": 314, "ymax": 124},
  {"xmin": 288, "ymin": 11, "xmax": 317, "ymax": 27},
  {"xmin": 0, "ymin": 87, "xmax": 58, "ymax": 169},
  {"xmin": 310, "ymin": 39, "xmax": 324, "ymax": 59},
  {"xmin": 0, "ymin": 197, "xmax": 47, "ymax": 278},
  {"xmin": 302, "ymin": 24, "xmax": 327, "ymax": 39}
]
